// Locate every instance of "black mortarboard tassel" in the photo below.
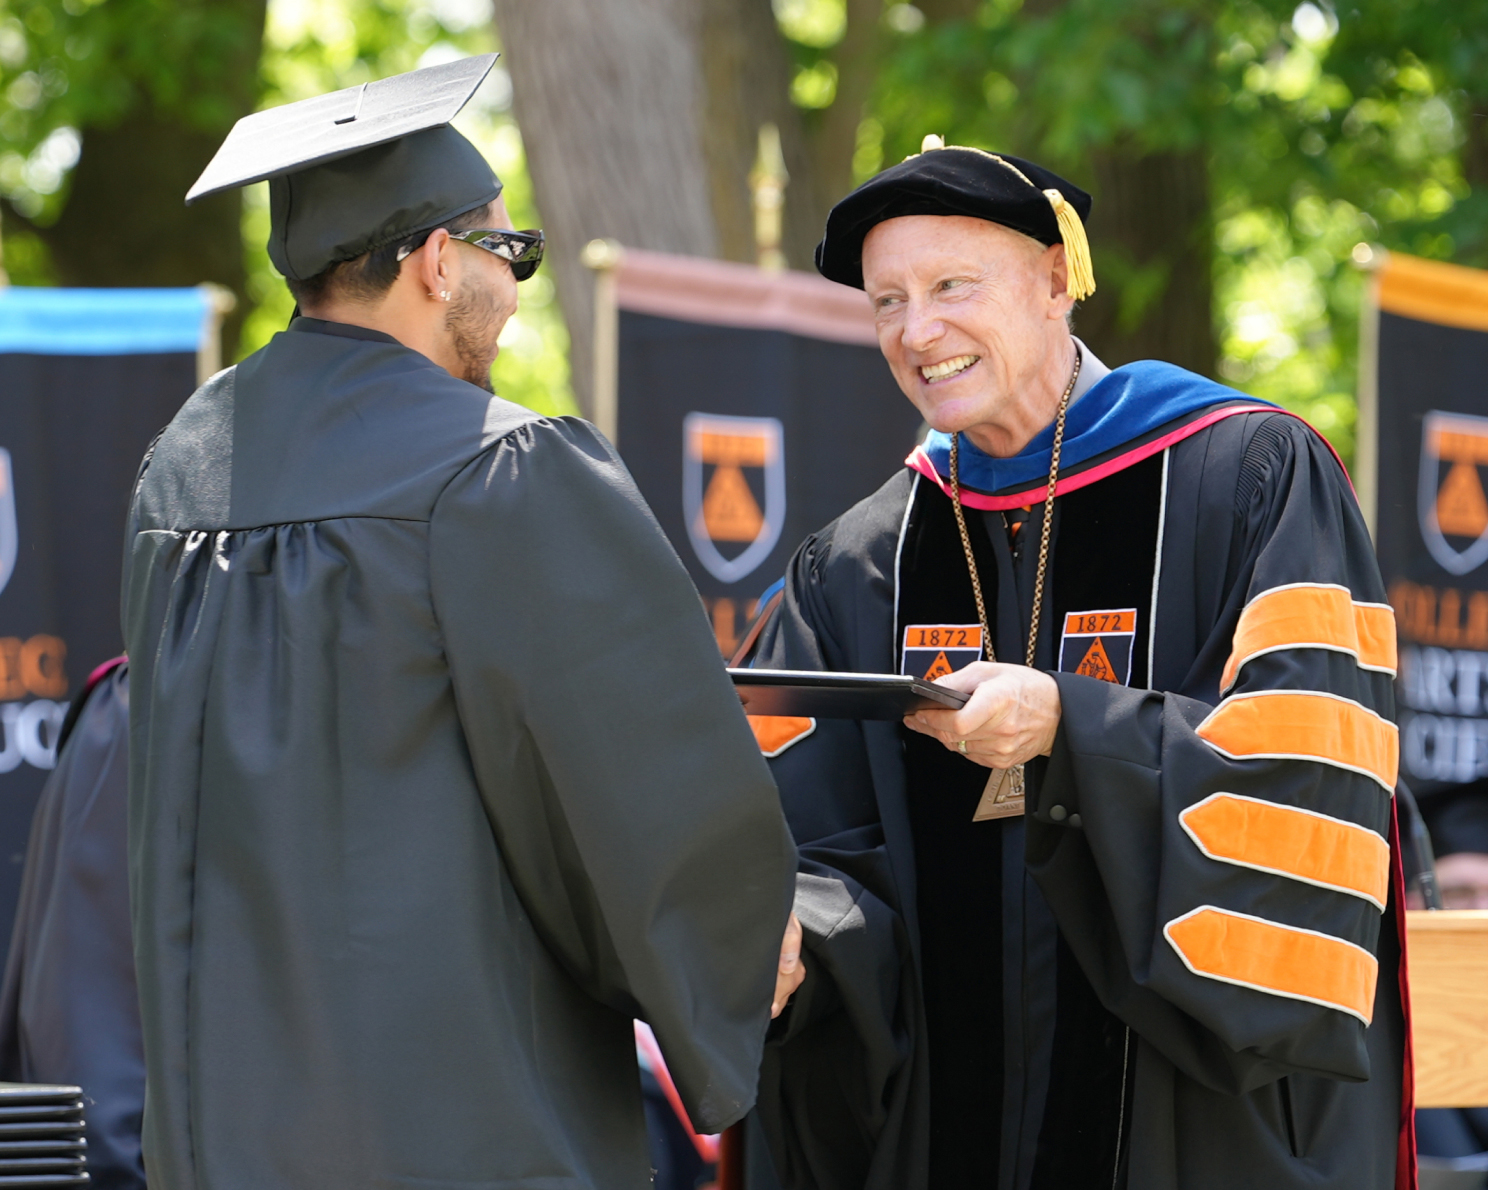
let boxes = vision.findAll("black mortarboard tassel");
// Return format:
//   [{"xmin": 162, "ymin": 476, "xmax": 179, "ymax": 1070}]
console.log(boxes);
[
  {"xmin": 186, "ymin": 55, "xmax": 504, "ymax": 281},
  {"xmin": 815, "ymin": 134, "xmax": 1095, "ymax": 299}
]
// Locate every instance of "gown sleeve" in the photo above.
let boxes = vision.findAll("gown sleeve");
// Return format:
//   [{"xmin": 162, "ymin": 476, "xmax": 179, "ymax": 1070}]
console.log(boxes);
[
  {"xmin": 1029, "ymin": 413, "xmax": 1399, "ymax": 1094},
  {"xmin": 749, "ymin": 520, "xmax": 919, "ymax": 1190},
  {"xmin": 427, "ymin": 416, "xmax": 797, "ymax": 1134}
]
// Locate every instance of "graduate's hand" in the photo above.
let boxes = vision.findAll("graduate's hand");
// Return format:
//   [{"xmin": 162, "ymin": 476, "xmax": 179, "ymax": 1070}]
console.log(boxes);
[
  {"xmin": 772, "ymin": 912, "xmax": 805, "ymax": 1019},
  {"xmin": 903, "ymin": 662, "xmax": 1061, "ymax": 769}
]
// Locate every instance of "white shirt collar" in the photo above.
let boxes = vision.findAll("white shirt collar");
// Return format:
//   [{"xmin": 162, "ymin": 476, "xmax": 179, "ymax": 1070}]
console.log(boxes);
[{"xmin": 1069, "ymin": 336, "xmax": 1111, "ymax": 405}]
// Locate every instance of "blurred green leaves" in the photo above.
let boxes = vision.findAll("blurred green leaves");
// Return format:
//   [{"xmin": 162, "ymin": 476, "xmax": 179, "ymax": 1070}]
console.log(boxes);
[
  {"xmin": 845, "ymin": 0, "xmax": 1488, "ymax": 464},
  {"xmin": 0, "ymin": 0, "xmax": 573, "ymax": 415},
  {"xmin": 5, "ymin": 0, "xmax": 1488, "ymax": 445},
  {"xmin": 0, "ymin": 0, "xmax": 263, "ymax": 224},
  {"xmin": 244, "ymin": 0, "xmax": 577, "ymax": 414}
]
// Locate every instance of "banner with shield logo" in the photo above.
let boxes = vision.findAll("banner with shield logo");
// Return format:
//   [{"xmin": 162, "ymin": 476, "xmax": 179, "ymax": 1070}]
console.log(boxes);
[
  {"xmin": 0, "ymin": 286, "xmax": 221, "ymax": 962},
  {"xmin": 1361, "ymin": 253, "xmax": 1488, "ymax": 795},
  {"xmin": 588, "ymin": 248, "xmax": 923, "ymax": 655},
  {"xmin": 683, "ymin": 413, "xmax": 787, "ymax": 586}
]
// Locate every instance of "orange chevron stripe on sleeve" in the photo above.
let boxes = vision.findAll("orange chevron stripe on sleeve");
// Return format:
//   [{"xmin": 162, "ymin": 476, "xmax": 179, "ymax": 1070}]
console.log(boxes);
[
  {"xmin": 1221, "ymin": 584, "xmax": 1398, "ymax": 691},
  {"xmin": 748, "ymin": 716, "xmax": 815, "ymax": 758},
  {"xmin": 1164, "ymin": 906, "xmax": 1378, "ymax": 1023},
  {"xmin": 1196, "ymin": 690, "xmax": 1398, "ymax": 791},
  {"xmin": 1179, "ymin": 793, "xmax": 1390, "ymax": 909},
  {"xmin": 1352, "ymin": 602, "xmax": 1397, "ymax": 673}
]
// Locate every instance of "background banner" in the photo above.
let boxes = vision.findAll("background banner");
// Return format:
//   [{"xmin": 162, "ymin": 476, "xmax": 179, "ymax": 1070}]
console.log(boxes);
[
  {"xmin": 600, "ymin": 249, "xmax": 922, "ymax": 654},
  {"xmin": 1365, "ymin": 253, "xmax": 1488, "ymax": 795},
  {"xmin": 0, "ymin": 287, "xmax": 212, "ymax": 955}
]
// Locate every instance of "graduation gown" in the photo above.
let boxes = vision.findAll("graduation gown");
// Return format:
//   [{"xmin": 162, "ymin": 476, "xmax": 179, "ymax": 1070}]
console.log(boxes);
[
  {"xmin": 750, "ymin": 361, "xmax": 1412, "ymax": 1190},
  {"xmin": 0, "ymin": 660, "xmax": 146, "ymax": 1190},
  {"xmin": 122, "ymin": 318, "xmax": 798, "ymax": 1190}
]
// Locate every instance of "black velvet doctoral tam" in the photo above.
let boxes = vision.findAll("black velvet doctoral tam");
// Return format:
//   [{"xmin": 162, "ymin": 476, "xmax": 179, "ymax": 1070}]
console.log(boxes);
[{"xmin": 815, "ymin": 147, "xmax": 1092, "ymax": 290}]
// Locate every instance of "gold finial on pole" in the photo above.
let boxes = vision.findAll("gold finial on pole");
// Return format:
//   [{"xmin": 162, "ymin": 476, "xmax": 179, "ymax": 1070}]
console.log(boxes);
[{"xmin": 750, "ymin": 123, "xmax": 789, "ymax": 272}]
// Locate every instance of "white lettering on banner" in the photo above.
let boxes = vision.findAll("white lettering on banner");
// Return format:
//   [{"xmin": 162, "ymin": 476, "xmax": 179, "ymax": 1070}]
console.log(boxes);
[
  {"xmin": 1403, "ymin": 712, "xmax": 1488, "ymax": 783},
  {"xmin": 0, "ymin": 699, "xmax": 67, "ymax": 773},
  {"xmin": 1399, "ymin": 645, "xmax": 1488, "ymax": 716}
]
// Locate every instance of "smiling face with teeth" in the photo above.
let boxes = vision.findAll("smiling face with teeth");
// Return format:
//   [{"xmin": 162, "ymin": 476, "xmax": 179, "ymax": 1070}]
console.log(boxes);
[{"xmin": 862, "ymin": 214, "xmax": 1079, "ymax": 459}]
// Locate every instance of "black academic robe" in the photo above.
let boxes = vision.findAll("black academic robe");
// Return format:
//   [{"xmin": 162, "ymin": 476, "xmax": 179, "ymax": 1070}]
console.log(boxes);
[
  {"xmin": 750, "ymin": 387, "xmax": 1410, "ymax": 1190},
  {"xmin": 122, "ymin": 318, "xmax": 798, "ymax": 1190},
  {"xmin": 0, "ymin": 660, "xmax": 146, "ymax": 1190}
]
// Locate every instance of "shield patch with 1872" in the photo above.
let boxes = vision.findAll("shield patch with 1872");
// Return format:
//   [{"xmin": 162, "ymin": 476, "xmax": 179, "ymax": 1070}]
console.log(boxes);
[
  {"xmin": 1059, "ymin": 608, "xmax": 1136, "ymax": 685},
  {"xmin": 1419, "ymin": 410, "xmax": 1488, "ymax": 576},
  {"xmin": 683, "ymin": 413, "xmax": 786, "ymax": 585},
  {"xmin": 901, "ymin": 624, "xmax": 983, "ymax": 680}
]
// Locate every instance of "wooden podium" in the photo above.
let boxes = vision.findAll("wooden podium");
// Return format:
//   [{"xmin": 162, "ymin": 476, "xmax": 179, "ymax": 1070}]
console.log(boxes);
[{"xmin": 1408, "ymin": 910, "xmax": 1488, "ymax": 1107}]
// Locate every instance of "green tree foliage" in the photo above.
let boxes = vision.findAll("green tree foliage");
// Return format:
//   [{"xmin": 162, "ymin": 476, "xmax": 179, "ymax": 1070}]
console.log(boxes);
[
  {"xmin": 3, "ymin": 0, "xmax": 1482, "ymax": 447},
  {"xmin": 0, "ymin": 0, "xmax": 266, "ymax": 348},
  {"xmin": 0, "ymin": 0, "xmax": 574, "ymax": 416},
  {"xmin": 0, "ymin": 0, "xmax": 263, "ymax": 224},
  {"xmin": 777, "ymin": 0, "xmax": 1478, "ymax": 463},
  {"xmin": 240, "ymin": 0, "xmax": 575, "ymax": 418},
  {"xmin": 216, "ymin": 0, "xmax": 574, "ymax": 415}
]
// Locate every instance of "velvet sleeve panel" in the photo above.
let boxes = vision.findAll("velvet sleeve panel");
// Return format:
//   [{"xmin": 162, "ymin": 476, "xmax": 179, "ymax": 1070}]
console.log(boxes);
[{"xmin": 1029, "ymin": 414, "xmax": 1397, "ymax": 1094}]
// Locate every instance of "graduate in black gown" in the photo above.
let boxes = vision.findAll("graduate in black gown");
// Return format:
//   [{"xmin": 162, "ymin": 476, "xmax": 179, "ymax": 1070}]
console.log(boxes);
[
  {"xmin": 746, "ymin": 138, "xmax": 1411, "ymax": 1190},
  {"xmin": 125, "ymin": 56, "xmax": 800, "ymax": 1190},
  {"xmin": 0, "ymin": 659, "xmax": 145, "ymax": 1190}
]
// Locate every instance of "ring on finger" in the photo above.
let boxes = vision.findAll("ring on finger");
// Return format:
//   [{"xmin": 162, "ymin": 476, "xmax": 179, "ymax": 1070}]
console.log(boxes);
[{"xmin": 957, "ymin": 739, "xmax": 968, "ymax": 754}]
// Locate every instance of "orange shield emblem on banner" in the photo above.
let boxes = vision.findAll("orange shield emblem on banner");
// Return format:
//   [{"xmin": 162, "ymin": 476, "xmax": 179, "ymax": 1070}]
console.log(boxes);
[
  {"xmin": 683, "ymin": 413, "xmax": 786, "ymax": 584},
  {"xmin": 1420, "ymin": 411, "xmax": 1488, "ymax": 575},
  {"xmin": 0, "ymin": 450, "xmax": 14, "ymax": 599}
]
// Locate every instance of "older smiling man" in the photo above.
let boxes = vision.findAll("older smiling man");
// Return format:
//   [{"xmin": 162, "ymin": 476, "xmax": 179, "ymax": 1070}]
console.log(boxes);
[{"xmin": 747, "ymin": 139, "xmax": 1411, "ymax": 1190}]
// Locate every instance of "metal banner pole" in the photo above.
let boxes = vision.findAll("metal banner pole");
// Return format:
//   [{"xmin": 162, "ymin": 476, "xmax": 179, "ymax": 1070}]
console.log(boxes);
[
  {"xmin": 1353, "ymin": 241, "xmax": 1386, "ymax": 540},
  {"xmin": 195, "ymin": 283, "xmax": 238, "ymax": 386},
  {"xmin": 581, "ymin": 238, "xmax": 623, "ymax": 444}
]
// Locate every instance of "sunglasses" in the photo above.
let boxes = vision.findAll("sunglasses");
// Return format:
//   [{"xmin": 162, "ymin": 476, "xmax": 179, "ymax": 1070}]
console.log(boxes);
[{"xmin": 396, "ymin": 228, "xmax": 546, "ymax": 281}]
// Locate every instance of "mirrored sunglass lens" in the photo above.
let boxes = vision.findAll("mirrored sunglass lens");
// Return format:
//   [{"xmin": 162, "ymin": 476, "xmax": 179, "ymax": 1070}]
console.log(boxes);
[{"xmin": 461, "ymin": 231, "xmax": 542, "ymax": 278}]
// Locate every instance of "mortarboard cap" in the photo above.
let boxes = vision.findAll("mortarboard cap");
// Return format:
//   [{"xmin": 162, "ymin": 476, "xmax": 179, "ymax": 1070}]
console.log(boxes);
[
  {"xmin": 816, "ymin": 136, "xmax": 1095, "ymax": 300},
  {"xmin": 187, "ymin": 54, "xmax": 504, "ymax": 281}
]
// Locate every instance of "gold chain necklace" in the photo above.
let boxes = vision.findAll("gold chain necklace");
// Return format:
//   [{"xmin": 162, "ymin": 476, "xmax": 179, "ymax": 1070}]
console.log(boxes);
[{"xmin": 947, "ymin": 350, "xmax": 1081, "ymax": 820}]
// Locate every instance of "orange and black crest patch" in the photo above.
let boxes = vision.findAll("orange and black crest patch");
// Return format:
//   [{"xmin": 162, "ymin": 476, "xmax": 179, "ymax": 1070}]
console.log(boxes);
[
  {"xmin": 682, "ymin": 413, "xmax": 786, "ymax": 585},
  {"xmin": 1059, "ymin": 609, "xmax": 1136, "ymax": 685},
  {"xmin": 900, "ymin": 624, "xmax": 983, "ymax": 681},
  {"xmin": 1419, "ymin": 410, "xmax": 1488, "ymax": 575}
]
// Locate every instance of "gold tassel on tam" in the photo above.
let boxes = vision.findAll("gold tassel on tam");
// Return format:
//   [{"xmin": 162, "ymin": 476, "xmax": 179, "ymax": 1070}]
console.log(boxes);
[
  {"xmin": 1044, "ymin": 188, "xmax": 1096, "ymax": 300},
  {"xmin": 906, "ymin": 134, "xmax": 1097, "ymax": 300}
]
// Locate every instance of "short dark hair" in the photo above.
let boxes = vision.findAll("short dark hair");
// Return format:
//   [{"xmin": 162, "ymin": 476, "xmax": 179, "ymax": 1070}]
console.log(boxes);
[{"xmin": 285, "ymin": 201, "xmax": 497, "ymax": 307}]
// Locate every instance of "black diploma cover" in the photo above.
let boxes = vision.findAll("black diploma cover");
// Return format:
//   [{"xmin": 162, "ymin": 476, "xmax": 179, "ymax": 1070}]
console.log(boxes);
[{"xmin": 729, "ymin": 668, "xmax": 969, "ymax": 720}]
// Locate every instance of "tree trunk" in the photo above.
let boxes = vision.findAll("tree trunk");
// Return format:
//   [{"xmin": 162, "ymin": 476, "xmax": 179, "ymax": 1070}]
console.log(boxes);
[
  {"xmin": 695, "ymin": 0, "xmax": 876, "ymax": 273},
  {"xmin": 491, "ymin": 0, "xmax": 719, "ymax": 418},
  {"xmin": 787, "ymin": 0, "xmax": 881, "ymax": 255},
  {"xmin": 493, "ymin": 0, "xmax": 890, "ymax": 414},
  {"xmin": 38, "ymin": 116, "xmax": 251, "ymax": 350},
  {"xmin": 698, "ymin": 0, "xmax": 805, "ymax": 266},
  {"xmin": 1071, "ymin": 148, "xmax": 1215, "ymax": 377}
]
